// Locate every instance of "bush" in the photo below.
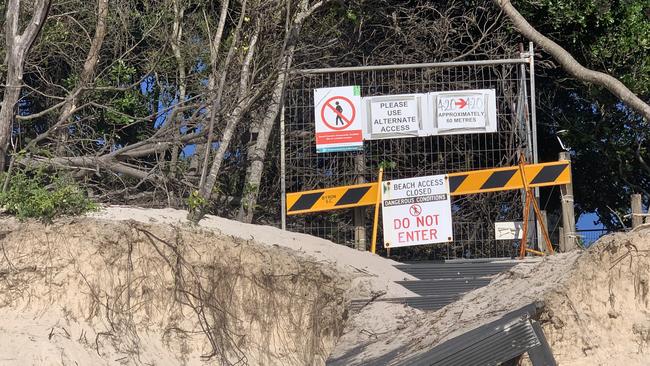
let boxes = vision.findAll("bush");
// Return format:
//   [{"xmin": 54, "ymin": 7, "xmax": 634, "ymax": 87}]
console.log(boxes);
[{"xmin": 0, "ymin": 169, "xmax": 97, "ymax": 220}]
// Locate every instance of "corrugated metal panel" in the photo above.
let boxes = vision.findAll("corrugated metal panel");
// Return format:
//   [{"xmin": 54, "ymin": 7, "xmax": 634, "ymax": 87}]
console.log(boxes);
[
  {"xmin": 395, "ymin": 261, "xmax": 517, "ymax": 268},
  {"xmin": 528, "ymin": 320, "xmax": 557, "ymax": 366},
  {"xmin": 350, "ymin": 261, "xmax": 518, "ymax": 312},
  {"xmin": 332, "ymin": 257, "xmax": 557, "ymax": 366},
  {"xmin": 397, "ymin": 278, "xmax": 492, "ymax": 296},
  {"xmin": 393, "ymin": 303, "xmax": 543, "ymax": 366},
  {"xmin": 396, "ymin": 263, "xmax": 516, "ymax": 280},
  {"xmin": 425, "ymin": 320, "xmax": 538, "ymax": 366},
  {"xmin": 350, "ymin": 294, "xmax": 461, "ymax": 312}
]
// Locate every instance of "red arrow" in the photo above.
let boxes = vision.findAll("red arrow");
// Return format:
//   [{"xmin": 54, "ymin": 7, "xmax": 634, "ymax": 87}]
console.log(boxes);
[{"xmin": 455, "ymin": 98, "xmax": 467, "ymax": 109}]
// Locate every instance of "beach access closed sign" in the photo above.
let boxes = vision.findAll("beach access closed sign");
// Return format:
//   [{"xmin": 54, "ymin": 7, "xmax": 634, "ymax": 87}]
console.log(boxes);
[
  {"xmin": 362, "ymin": 94, "xmax": 430, "ymax": 139},
  {"xmin": 381, "ymin": 174, "xmax": 453, "ymax": 248},
  {"xmin": 313, "ymin": 86, "xmax": 363, "ymax": 153}
]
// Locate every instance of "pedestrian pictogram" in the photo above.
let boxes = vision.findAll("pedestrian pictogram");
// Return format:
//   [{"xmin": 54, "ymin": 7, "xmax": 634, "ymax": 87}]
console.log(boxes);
[
  {"xmin": 313, "ymin": 86, "xmax": 363, "ymax": 153},
  {"xmin": 409, "ymin": 204, "xmax": 422, "ymax": 216},
  {"xmin": 321, "ymin": 96, "xmax": 356, "ymax": 130}
]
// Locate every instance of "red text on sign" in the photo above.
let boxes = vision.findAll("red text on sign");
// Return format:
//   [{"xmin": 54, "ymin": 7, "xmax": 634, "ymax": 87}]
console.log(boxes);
[
  {"xmin": 393, "ymin": 213, "xmax": 441, "ymax": 243},
  {"xmin": 416, "ymin": 214, "xmax": 439, "ymax": 226},
  {"xmin": 398, "ymin": 229, "xmax": 438, "ymax": 243}
]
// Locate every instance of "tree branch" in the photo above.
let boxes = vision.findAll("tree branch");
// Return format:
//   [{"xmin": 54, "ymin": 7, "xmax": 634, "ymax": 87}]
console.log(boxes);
[{"xmin": 494, "ymin": 0, "xmax": 650, "ymax": 121}]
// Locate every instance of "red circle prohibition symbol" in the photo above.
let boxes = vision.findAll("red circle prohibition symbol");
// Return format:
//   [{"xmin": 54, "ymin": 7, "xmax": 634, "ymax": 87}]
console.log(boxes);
[
  {"xmin": 320, "ymin": 96, "xmax": 356, "ymax": 131},
  {"xmin": 409, "ymin": 204, "xmax": 422, "ymax": 217}
]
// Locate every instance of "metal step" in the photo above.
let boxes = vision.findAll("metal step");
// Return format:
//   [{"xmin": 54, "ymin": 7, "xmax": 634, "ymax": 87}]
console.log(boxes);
[
  {"xmin": 350, "ymin": 294, "xmax": 462, "ymax": 312},
  {"xmin": 396, "ymin": 278, "xmax": 492, "ymax": 297},
  {"xmin": 395, "ymin": 262, "xmax": 516, "ymax": 280}
]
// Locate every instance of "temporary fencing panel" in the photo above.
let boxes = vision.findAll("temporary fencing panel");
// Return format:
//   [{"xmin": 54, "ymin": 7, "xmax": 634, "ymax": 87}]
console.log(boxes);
[{"xmin": 282, "ymin": 52, "xmax": 539, "ymax": 259}]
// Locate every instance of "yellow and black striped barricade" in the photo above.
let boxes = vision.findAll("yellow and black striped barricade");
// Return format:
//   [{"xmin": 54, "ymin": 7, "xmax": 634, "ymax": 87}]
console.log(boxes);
[
  {"xmin": 448, "ymin": 160, "xmax": 571, "ymax": 196},
  {"xmin": 286, "ymin": 160, "xmax": 571, "ymax": 214},
  {"xmin": 286, "ymin": 182, "xmax": 378, "ymax": 215}
]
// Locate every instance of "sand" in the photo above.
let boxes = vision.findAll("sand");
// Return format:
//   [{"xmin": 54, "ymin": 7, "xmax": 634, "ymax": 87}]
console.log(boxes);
[
  {"xmin": 2, "ymin": 206, "xmax": 649, "ymax": 365},
  {"xmin": 90, "ymin": 206, "xmax": 416, "ymax": 299},
  {"xmin": 329, "ymin": 226, "xmax": 650, "ymax": 366},
  {"xmin": 0, "ymin": 206, "xmax": 415, "ymax": 365}
]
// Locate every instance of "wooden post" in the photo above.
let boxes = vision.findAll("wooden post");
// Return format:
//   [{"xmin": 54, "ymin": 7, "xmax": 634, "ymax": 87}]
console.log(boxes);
[
  {"xmin": 370, "ymin": 168, "xmax": 384, "ymax": 254},
  {"xmin": 353, "ymin": 153, "xmax": 367, "ymax": 251},
  {"xmin": 631, "ymin": 194, "xmax": 643, "ymax": 229},
  {"xmin": 353, "ymin": 208, "xmax": 366, "ymax": 251},
  {"xmin": 558, "ymin": 227, "xmax": 566, "ymax": 252},
  {"xmin": 559, "ymin": 152, "xmax": 577, "ymax": 251},
  {"xmin": 539, "ymin": 210, "xmax": 548, "ymax": 254}
]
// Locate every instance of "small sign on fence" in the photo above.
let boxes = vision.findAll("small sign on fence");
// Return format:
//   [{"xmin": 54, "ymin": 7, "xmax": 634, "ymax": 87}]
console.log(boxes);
[
  {"xmin": 381, "ymin": 174, "xmax": 453, "ymax": 248},
  {"xmin": 313, "ymin": 86, "xmax": 363, "ymax": 153},
  {"xmin": 362, "ymin": 94, "xmax": 430, "ymax": 139},
  {"xmin": 431, "ymin": 89, "xmax": 497, "ymax": 134},
  {"xmin": 495, "ymin": 221, "xmax": 524, "ymax": 240}
]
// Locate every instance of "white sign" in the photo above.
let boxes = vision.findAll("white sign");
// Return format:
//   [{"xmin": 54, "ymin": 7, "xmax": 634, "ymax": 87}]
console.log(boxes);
[
  {"xmin": 430, "ymin": 89, "xmax": 497, "ymax": 134},
  {"xmin": 362, "ymin": 94, "xmax": 430, "ymax": 139},
  {"xmin": 313, "ymin": 86, "xmax": 363, "ymax": 153},
  {"xmin": 495, "ymin": 221, "xmax": 524, "ymax": 240},
  {"xmin": 381, "ymin": 174, "xmax": 453, "ymax": 248}
]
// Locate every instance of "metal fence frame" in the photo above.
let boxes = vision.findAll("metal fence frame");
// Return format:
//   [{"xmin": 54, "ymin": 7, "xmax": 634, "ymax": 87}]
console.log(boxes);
[
  {"xmin": 575, "ymin": 229, "xmax": 611, "ymax": 246},
  {"xmin": 280, "ymin": 43, "xmax": 541, "ymax": 260}
]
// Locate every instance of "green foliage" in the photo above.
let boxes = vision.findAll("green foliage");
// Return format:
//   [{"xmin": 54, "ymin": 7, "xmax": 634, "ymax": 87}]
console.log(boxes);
[
  {"xmin": 346, "ymin": 9, "xmax": 358, "ymax": 22},
  {"xmin": 109, "ymin": 60, "xmax": 138, "ymax": 86},
  {"xmin": 42, "ymin": 18, "xmax": 71, "ymax": 44},
  {"xmin": 518, "ymin": 0, "xmax": 650, "ymax": 228},
  {"xmin": 187, "ymin": 190, "xmax": 207, "ymax": 211},
  {"xmin": 106, "ymin": 90, "xmax": 144, "ymax": 125},
  {"xmin": 519, "ymin": 0, "xmax": 650, "ymax": 94},
  {"xmin": 0, "ymin": 170, "xmax": 97, "ymax": 221},
  {"xmin": 378, "ymin": 161, "xmax": 397, "ymax": 170}
]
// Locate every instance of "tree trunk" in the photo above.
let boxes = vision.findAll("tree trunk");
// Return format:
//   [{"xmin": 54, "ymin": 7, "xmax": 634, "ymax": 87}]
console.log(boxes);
[
  {"xmin": 0, "ymin": 81, "xmax": 21, "ymax": 170},
  {"xmin": 169, "ymin": 0, "xmax": 187, "ymax": 176},
  {"xmin": 237, "ymin": 0, "xmax": 326, "ymax": 223},
  {"xmin": 0, "ymin": 0, "xmax": 51, "ymax": 170},
  {"xmin": 188, "ymin": 9, "xmax": 260, "ymax": 222},
  {"xmin": 54, "ymin": 0, "xmax": 109, "ymax": 154},
  {"xmin": 237, "ymin": 69, "xmax": 289, "ymax": 223},
  {"xmin": 494, "ymin": 0, "xmax": 650, "ymax": 121},
  {"xmin": 195, "ymin": 0, "xmax": 231, "ymax": 183}
]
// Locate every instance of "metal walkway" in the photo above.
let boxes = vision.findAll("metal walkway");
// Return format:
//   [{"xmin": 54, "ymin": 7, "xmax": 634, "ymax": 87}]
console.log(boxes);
[
  {"xmin": 332, "ymin": 260, "xmax": 556, "ymax": 365},
  {"xmin": 351, "ymin": 259, "xmax": 519, "ymax": 311}
]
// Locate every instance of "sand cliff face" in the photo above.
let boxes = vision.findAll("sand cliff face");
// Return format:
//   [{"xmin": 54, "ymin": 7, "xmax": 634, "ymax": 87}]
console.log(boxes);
[
  {"xmin": 538, "ymin": 226, "xmax": 650, "ymax": 365},
  {"xmin": 2, "ymin": 207, "xmax": 648, "ymax": 366},
  {"xmin": 0, "ymin": 217, "xmax": 353, "ymax": 365}
]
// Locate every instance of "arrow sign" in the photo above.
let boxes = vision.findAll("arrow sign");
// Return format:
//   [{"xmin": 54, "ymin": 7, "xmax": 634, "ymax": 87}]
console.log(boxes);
[{"xmin": 454, "ymin": 98, "xmax": 467, "ymax": 109}]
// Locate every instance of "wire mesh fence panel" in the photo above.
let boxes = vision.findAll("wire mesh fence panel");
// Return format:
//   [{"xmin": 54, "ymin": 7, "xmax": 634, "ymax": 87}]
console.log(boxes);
[
  {"xmin": 576, "ymin": 229, "xmax": 611, "ymax": 247},
  {"xmin": 283, "ymin": 58, "xmax": 536, "ymax": 259}
]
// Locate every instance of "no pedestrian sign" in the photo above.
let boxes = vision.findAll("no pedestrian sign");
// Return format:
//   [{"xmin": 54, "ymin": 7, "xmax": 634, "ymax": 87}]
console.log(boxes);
[
  {"xmin": 381, "ymin": 174, "xmax": 453, "ymax": 248},
  {"xmin": 314, "ymin": 86, "xmax": 363, "ymax": 153}
]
